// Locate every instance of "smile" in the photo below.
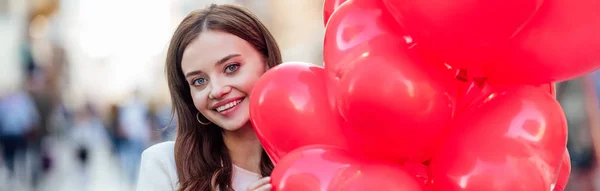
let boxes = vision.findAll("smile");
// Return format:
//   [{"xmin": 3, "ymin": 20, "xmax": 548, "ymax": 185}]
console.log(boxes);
[{"xmin": 215, "ymin": 99, "xmax": 243, "ymax": 112}]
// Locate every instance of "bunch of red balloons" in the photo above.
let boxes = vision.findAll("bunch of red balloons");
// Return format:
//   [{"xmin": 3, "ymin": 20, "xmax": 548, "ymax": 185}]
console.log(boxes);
[{"xmin": 250, "ymin": 0, "xmax": 598, "ymax": 190}]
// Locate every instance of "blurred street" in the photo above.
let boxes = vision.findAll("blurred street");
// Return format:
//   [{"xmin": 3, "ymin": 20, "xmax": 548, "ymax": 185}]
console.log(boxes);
[{"xmin": 0, "ymin": 130, "xmax": 142, "ymax": 191}]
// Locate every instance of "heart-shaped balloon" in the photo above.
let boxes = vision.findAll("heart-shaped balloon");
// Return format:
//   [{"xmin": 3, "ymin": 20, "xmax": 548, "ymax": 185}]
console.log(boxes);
[
  {"xmin": 271, "ymin": 145, "xmax": 425, "ymax": 191},
  {"xmin": 429, "ymin": 85, "xmax": 567, "ymax": 191},
  {"xmin": 553, "ymin": 149, "xmax": 571, "ymax": 191},
  {"xmin": 333, "ymin": 50, "xmax": 456, "ymax": 163},
  {"xmin": 483, "ymin": 0, "xmax": 600, "ymax": 84},
  {"xmin": 249, "ymin": 62, "xmax": 347, "ymax": 163},
  {"xmin": 325, "ymin": 0, "xmax": 457, "ymax": 163},
  {"xmin": 382, "ymin": 0, "xmax": 544, "ymax": 71},
  {"xmin": 322, "ymin": 0, "xmax": 349, "ymax": 26},
  {"xmin": 324, "ymin": 0, "xmax": 407, "ymax": 76}
]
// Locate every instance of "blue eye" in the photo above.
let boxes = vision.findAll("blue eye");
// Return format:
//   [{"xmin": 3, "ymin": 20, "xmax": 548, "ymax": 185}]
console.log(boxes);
[
  {"xmin": 225, "ymin": 63, "xmax": 240, "ymax": 73},
  {"xmin": 192, "ymin": 78, "xmax": 206, "ymax": 86}
]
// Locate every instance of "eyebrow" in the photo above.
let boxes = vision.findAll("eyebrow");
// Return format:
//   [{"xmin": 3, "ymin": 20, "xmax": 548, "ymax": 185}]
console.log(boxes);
[{"xmin": 184, "ymin": 54, "xmax": 241, "ymax": 78}]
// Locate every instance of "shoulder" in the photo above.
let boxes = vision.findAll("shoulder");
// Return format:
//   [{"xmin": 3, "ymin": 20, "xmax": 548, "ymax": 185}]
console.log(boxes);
[
  {"xmin": 140, "ymin": 141, "xmax": 176, "ymax": 172},
  {"xmin": 142, "ymin": 141, "xmax": 175, "ymax": 158},
  {"xmin": 138, "ymin": 141, "xmax": 178, "ymax": 191}
]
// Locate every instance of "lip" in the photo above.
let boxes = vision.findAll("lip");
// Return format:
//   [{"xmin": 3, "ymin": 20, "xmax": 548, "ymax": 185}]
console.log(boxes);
[
  {"xmin": 211, "ymin": 96, "xmax": 245, "ymax": 110},
  {"xmin": 218, "ymin": 98, "xmax": 244, "ymax": 117}
]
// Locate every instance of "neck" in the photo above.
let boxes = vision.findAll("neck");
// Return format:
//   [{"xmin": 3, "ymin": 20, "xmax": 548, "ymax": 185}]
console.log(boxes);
[{"xmin": 222, "ymin": 123, "xmax": 262, "ymax": 174}]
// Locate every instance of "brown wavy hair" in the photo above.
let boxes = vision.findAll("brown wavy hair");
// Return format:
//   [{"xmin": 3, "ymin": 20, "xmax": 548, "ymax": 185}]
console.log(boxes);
[{"xmin": 165, "ymin": 4, "xmax": 282, "ymax": 191}]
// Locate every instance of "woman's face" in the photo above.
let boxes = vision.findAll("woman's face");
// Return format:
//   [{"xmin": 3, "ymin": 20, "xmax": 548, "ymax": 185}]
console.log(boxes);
[{"xmin": 181, "ymin": 30, "xmax": 266, "ymax": 131}]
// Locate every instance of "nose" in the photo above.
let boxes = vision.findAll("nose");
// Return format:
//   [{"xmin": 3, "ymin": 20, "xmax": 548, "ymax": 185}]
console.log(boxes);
[{"xmin": 209, "ymin": 80, "xmax": 232, "ymax": 100}]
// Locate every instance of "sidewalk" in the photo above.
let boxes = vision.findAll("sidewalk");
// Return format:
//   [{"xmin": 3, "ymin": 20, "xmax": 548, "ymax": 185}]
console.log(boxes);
[{"xmin": 0, "ymin": 135, "xmax": 136, "ymax": 191}]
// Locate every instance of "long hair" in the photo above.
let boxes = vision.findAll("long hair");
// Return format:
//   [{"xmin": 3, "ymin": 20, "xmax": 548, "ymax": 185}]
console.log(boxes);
[{"xmin": 165, "ymin": 4, "xmax": 282, "ymax": 191}]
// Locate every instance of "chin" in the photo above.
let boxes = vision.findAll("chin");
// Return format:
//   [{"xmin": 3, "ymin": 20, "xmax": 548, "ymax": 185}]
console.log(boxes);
[
  {"xmin": 219, "ymin": 119, "xmax": 252, "ymax": 132},
  {"xmin": 221, "ymin": 124, "xmax": 244, "ymax": 132}
]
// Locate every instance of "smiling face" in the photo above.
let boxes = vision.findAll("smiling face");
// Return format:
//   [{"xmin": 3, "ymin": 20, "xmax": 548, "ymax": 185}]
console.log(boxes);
[{"xmin": 181, "ymin": 30, "xmax": 267, "ymax": 131}]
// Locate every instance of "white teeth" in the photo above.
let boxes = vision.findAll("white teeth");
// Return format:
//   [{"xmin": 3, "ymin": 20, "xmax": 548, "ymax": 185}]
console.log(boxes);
[{"xmin": 216, "ymin": 100, "xmax": 242, "ymax": 112}]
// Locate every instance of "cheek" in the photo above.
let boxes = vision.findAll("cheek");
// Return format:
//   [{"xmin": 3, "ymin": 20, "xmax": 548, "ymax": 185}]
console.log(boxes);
[
  {"xmin": 190, "ymin": 89, "xmax": 209, "ymax": 111},
  {"xmin": 240, "ymin": 69, "xmax": 265, "ymax": 93}
]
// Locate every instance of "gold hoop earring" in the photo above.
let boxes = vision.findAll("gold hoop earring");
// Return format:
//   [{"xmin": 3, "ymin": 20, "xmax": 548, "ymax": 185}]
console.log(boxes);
[{"xmin": 196, "ymin": 112, "xmax": 212, "ymax": 125}]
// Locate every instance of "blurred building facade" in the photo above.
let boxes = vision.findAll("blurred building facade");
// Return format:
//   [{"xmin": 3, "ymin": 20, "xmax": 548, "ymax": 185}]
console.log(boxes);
[{"xmin": 0, "ymin": 0, "xmax": 325, "ymax": 108}]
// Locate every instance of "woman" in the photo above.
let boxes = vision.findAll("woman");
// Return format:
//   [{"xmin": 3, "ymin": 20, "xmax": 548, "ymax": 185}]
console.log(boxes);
[{"xmin": 137, "ymin": 4, "xmax": 281, "ymax": 191}]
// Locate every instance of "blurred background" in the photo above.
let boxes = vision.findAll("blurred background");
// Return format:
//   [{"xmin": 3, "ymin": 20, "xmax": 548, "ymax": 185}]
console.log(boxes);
[{"xmin": 0, "ymin": 0, "xmax": 597, "ymax": 190}]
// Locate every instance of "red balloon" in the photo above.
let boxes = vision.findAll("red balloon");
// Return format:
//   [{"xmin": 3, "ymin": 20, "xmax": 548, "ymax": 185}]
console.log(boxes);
[
  {"xmin": 403, "ymin": 162, "xmax": 430, "ymax": 185},
  {"xmin": 271, "ymin": 145, "xmax": 424, "ymax": 191},
  {"xmin": 553, "ymin": 150, "xmax": 571, "ymax": 191},
  {"xmin": 382, "ymin": 0, "xmax": 543, "ymax": 70},
  {"xmin": 430, "ymin": 86, "xmax": 567, "ymax": 191},
  {"xmin": 325, "ymin": 0, "xmax": 457, "ymax": 163},
  {"xmin": 334, "ymin": 53, "xmax": 456, "ymax": 163},
  {"xmin": 249, "ymin": 62, "xmax": 347, "ymax": 163},
  {"xmin": 483, "ymin": 0, "xmax": 600, "ymax": 84},
  {"xmin": 324, "ymin": 0, "xmax": 405, "ymax": 75},
  {"xmin": 323, "ymin": 0, "xmax": 349, "ymax": 26}
]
